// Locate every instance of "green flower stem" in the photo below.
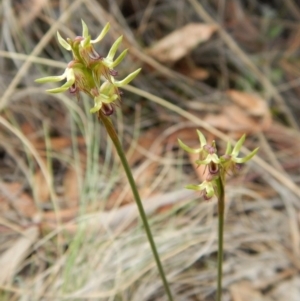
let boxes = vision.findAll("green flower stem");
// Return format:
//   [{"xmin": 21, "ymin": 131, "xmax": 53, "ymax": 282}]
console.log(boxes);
[
  {"xmin": 99, "ymin": 112, "xmax": 174, "ymax": 301},
  {"xmin": 215, "ymin": 175, "xmax": 225, "ymax": 301}
]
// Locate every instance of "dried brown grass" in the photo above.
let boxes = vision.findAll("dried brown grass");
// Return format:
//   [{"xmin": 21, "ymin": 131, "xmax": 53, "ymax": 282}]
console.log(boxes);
[{"xmin": 0, "ymin": 1, "xmax": 300, "ymax": 300}]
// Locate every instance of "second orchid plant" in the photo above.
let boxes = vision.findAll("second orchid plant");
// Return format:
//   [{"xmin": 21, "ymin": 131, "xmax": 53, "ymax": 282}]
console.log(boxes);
[{"xmin": 179, "ymin": 131, "xmax": 258, "ymax": 301}]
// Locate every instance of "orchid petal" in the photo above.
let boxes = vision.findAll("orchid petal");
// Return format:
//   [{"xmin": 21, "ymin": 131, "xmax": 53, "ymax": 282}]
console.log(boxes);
[
  {"xmin": 197, "ymin": 130, "xmax": 207, "ymax": 147},
  {"xmin": 178, "ymin": 139, "xmax": 202, "ymax": 154},
  {"xmin": 57, "ymin": 32, "xmax": 71, "ymax": 51},
  {"xmin": 81, "ymin": 19, "xmax": 89, "ymax": 38},
  {"xmin": 196, "ymin": 154, "xmax": 220, "ymax": 165},
  {"xmin": 45, "ymin": 79, "xmax": 74, "ymax": 93},
  {"xmin": 91, "ymin": 23, "xmax": 110, "ymax": 44},
  {"xmin": 108, "ymin": 49, "xmax": 128, "ymax": 68},
  {"xmin": 35, "ymin": 67, "xmax": 71, "ymax": 84},
  {"xmin": 232, "ymin": 134, "xmax": 245, "ymax": 157},
  {"xmin": 101, "ymin": 94, "xmax": 119, "ymax": 104},
  {"xmin": 35, "ymin": 74, "xmax": 66, "ymax": 83},
  {"xmin": 113, "ymin": 68, "xmax": 141, "ymax": 87},
  {"xmin": 233, "ymin": 147, "xmax": 259, "ymax": 163},
  {"xmin": 225, "ymin": 141, "xmax": 232, "ymax": 155},
  {"xmin": 90, "ymin": 100, "xmax": 102, "ymax": 113},
  {"xmin": 107, "ymin": 36, "xmax": 123, "ymax": 61}
]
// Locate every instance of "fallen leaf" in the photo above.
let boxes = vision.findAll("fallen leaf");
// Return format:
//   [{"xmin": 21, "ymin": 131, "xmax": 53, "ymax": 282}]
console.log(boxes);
[
  {"xmin": 63, "ymin": 166, "xmax": 81, "ymax": 206},
  {"xmin": 226, "ymin": 90, "xmax": 269, "ymax": 117},
  {"xmin": 33, "ymin": 170, "xmax": 50, "ymax": 203},
  {"xmin": 0, "ymin": 182, "xmax": 37, "ymax": 219},
  {"xmin": 147, "ymin": 23, "xmax": 217, "ymax": 63},
  {"xmin": 187, "ymin": 67, "xmax": 209, "ymax": 80},
  {"xmin": 175, "ymin": 56, "xmax": 209, "ymax": 80},
  {"xmin": 21, "ymin": 122, "xmax": 36, "ymax": 137},
  {"xmin": 33, "ymin": 136, "xmax": 85, "ymax": 153},
  {"xmin": 204, "ymin": 105, "xmax": 261, "ymax": 133},
  {"xmin": 226, "ymin": 90, "xmax": 272, "ymax": 130},
  {"xmin": 181, "ymin": 65, "xmax": 209, "ymax": 80}
]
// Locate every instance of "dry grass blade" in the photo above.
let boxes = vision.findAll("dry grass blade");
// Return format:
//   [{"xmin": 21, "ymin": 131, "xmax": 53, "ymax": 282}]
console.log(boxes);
[
  {"xmin": 0, "ymin": 227, "xmax": 39, "ymax": 285},
  {"xmin": 0, "ymin": 0, "xmax": 84, "ymax": 111}
]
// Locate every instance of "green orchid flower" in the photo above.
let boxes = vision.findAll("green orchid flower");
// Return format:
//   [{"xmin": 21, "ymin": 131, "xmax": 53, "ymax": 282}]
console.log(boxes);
[
  {"xmin": 179, "ymin": 130, "xmax": 258, "ymax": 200},
  {"xmin": 35, "ymin": 61, "xmax": 95, "ymax": 95},
  {"xmin": 35, "ymin": 67, "xmax": 75, "ymax": 93},
  {"xmin": 195, "ymin": 152, "xmax": 220, "ymax": 165},
  {"xmin": 220, "ymin": 134, "xmax": 259, "ymax": 173},
  {"xmin": 90, "ymin": 82, "xmax": 119, "ymax": 114},
  {"xmin": 178, "ymin": 129, "xmax": 210, "ymax": 163},
  {"xmin": 36, "ymin": 20, "xmax": 141, "ymax": 116},
  {"xmin": 186, "ymin": 180, "xmax": 216, "ymax": 200},
  {"xmin": 226, "ymin": 134, "xmax": 259, "ymax": 163},
  {"xmin": 178, "ymin": 130, "xmax": 207, "ymax": 154},
  {"xmin": 57, "ymin": 20, "xmax": 110, "ymax": 64}
]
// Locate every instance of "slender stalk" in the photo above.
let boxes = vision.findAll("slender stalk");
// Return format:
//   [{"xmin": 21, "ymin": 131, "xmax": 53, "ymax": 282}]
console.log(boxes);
[
  {"xmin": 215, "ymin": 175, "xmax": 225, "ymax": 301},
  {"xmin": 99, "ymin": 112, "xmax": 174, "ymax": 301}
]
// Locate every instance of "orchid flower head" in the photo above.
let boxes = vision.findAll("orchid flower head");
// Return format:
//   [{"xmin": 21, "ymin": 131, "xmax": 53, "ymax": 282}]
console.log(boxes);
[
  {"xmin": 179, "ymin": 130, "xmax": 258, "ymax": 200},
  {"xmin": 36, "ymin": 21, "xmax": 141, "ymax": 116}
]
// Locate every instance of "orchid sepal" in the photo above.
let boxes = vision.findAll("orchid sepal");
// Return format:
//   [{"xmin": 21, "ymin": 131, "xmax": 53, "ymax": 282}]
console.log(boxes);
[{"xmin": 113, "ymin": 68, "xmax": 141, "ymax": 87}]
